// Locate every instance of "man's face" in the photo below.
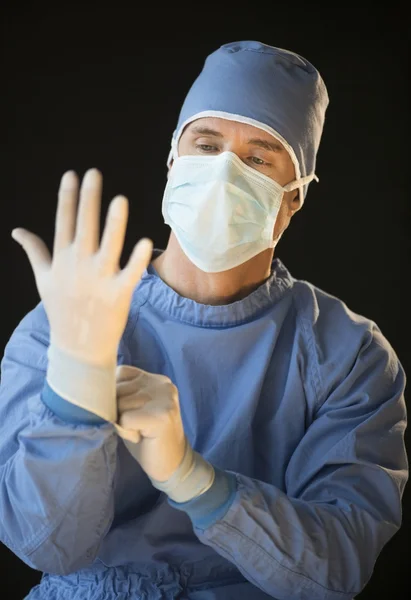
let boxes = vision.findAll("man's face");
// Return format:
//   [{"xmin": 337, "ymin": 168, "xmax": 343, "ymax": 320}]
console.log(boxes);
[{"xmin": 176, "ymin": 117, "xmax": 302, "ymax": 241}]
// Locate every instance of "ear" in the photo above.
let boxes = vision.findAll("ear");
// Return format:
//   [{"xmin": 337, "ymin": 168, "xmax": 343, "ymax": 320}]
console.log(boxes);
[{"xmin": 289, "ymin": 190, "xmax": 302, "ymax": 216}]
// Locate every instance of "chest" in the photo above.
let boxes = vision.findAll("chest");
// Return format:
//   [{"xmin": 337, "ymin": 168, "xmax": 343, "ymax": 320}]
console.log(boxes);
[{"xmin": 128, "ymin": 311, "xmax": 312, "ymax": 491}]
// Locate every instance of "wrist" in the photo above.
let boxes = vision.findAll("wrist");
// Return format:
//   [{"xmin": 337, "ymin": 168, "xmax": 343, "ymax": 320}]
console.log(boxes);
[
  {"xmin": 149, "ymin": 439, "xmax": 215, "ymax": 503},
  {"xmin": 46, "ymin": 343, "xmax": 117, "ymax": 423}
]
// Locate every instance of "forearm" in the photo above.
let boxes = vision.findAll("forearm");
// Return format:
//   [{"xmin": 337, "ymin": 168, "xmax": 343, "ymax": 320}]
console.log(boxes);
[
  {"xmin": 169, "ymin": 469, "xmax": 399, "ymax": 599},
  {"xmin": 0, "ymin": 393, "xmax": 117, "ymax": 575}
]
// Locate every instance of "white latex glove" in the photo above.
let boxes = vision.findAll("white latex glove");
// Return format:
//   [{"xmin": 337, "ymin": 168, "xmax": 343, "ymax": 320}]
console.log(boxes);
[
  {"xmin": 116, "ymin": 365, "xmax": 215, "ymax": 503},
  {"xmin": 11, "ymin": 169, "xmax": 153, "ymax": 435}
]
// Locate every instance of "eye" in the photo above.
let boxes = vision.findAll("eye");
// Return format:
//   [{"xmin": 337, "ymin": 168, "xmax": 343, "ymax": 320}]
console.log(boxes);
[
  {"xmin": 196, "ymin": 144, "xmax": 219, "ymax": 153},
  {"xmin": 250, "ymin": 156, "xmax": 269, "ymax": 167}
]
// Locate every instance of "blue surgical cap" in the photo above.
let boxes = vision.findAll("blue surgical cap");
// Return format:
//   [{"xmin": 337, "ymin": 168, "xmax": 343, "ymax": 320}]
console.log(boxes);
[{"xmin": 169, "ymin": 41, "xmax": 329, "ymax": 203}]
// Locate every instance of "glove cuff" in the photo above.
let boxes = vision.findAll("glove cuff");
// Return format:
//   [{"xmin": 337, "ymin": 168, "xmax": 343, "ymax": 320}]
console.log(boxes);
[
  {"xmin": 149, "ymin": 439, "xmax": 215, "ymax": 503},
  {"xmin": 46, "ymin": 343, "xmax": 117, "ymax": 423}
]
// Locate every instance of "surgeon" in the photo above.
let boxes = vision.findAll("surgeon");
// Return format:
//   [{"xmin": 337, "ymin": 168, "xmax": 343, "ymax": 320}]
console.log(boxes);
[{"xmin": 0, "ymin": 41, "xmax": 408, "ymax": 600}]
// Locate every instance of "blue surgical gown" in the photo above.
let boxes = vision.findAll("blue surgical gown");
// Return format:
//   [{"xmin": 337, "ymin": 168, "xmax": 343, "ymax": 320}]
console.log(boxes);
[{"xmin": 0, "ymin": 253, "xmax": 408, "ymax": 599}]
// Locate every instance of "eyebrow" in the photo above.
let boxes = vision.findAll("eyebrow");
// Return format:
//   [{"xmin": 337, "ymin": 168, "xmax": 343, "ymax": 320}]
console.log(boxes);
[
  {"xmin": 189, "ymin": 126, "xmax": 283, "ymax": 153},
  {"xmin": 190, "ymin": 126, "xmax": 224, "ymax": 137},
  {"xmin": 247, "ymin": 138, "xmax": 284, "ymax": 153}
]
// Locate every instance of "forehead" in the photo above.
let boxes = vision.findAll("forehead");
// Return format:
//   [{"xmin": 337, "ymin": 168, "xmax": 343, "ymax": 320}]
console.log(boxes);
[{"xmin": 185, "ymin": 117, "xmax": 285, "ymax": 146}]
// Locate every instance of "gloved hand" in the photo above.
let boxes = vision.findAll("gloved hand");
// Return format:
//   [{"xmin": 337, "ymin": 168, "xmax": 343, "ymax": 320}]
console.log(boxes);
[
  {"xmin": 116, "ymin": 365, "xmax": 215, "ymax": 503},
  {"xmin": 11, "ymin": 168, "xmax": 153, "ymax": 430}
]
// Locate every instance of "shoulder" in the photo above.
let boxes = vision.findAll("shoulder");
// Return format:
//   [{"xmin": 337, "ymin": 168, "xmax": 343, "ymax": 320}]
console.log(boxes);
[
  {"xmin": 289, "ymin": 276, "xmax": 403, "ymax": 406},
  {"xmin": 292, "ymin": 277, "xmax": 374, "ymax": 342}
]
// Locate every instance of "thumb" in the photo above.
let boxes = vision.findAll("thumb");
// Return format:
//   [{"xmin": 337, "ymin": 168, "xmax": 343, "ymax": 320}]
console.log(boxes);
[
  {"xmin": 120, "ymin": 237, "xmax": 153, "ymax": 288},
  {"xmin": 12, "ymin": 228, "xmax": 52, "ymax": 276}
]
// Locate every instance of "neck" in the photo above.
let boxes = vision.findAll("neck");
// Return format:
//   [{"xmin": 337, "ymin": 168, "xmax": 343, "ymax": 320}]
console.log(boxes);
[{"xmin": 151, "ymin": 233, "xmax": 274, "ymax": 306}]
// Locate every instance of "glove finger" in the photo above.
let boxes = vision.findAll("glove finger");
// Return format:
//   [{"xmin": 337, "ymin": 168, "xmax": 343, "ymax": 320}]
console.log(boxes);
[
  {"xmin": 73, "ymin": 168, "xmax": 102, "ymax": 255},
  {"xmin": 116, "ymin": 378, "xmax": 141, "ymax": 397},
  {"xmin": 118, "ymin": 407, "xmax": 151, "ymax": 434},
  {"xmin": 116, "ymin": 364, "xmax": 145, "ymax": 383},
  {"xmin": 119, "ymin": 237, "xmax": 153, "ymax": 290},
  {"xmin": 118, "ymin": 399, "xmax": 175, "ymax": 436},
  {"xmin": 98, "ymin": 195, "xmax": 128, "ymax": 274},
  {"xmin": 113, "ymin": 422, "xmax": 141, "ymax": 444},
  {"xmin": 12, "ymin": 229, "xmax": 51, "ymax": 279},
  {"xmin": 118, "ymin": 393, "xmax": 149, "ymax": 413},
  {"xmin": 53, "ymin": 170, "xmax": 79, "ymax": 254}
]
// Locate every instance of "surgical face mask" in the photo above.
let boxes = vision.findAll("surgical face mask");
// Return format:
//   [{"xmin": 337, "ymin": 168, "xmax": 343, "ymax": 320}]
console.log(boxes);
[{"xmin": 162, "ymin": 151, "xmax": 304, "ymax": 273}]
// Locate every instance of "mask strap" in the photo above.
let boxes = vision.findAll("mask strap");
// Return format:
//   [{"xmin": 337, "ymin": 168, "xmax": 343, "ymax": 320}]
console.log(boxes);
[
  {"xmin": 283, "ymin": 173, "xmax": 320, "ymax": 192},
  {"xmin": 166, "ymin": 136, "xmax": 179, "ymax": 168},
  {"xmin": 282, "ymin": 173, "xmax": 319, "ymax": 193}
]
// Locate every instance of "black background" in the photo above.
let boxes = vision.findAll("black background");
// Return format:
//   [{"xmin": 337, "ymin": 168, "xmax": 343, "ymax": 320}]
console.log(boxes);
[{"xmin": 0, "ymin": 2, "xmax": 409, "ymax": 599}]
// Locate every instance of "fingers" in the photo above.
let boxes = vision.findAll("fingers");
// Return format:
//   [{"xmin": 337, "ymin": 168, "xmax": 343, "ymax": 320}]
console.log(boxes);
[
  {"xmin": 118, "ymin": 393, "xmax": 148, "ymax": 413},
  {"xmin": 98, "ymin": 195, "xmax": 129, "ymax": 274},
  {"xmin": 74, "ymin": 168, "xmax": 102, "ymax": 254},
  {"xmin": 12, "ymin": 166, "xmax": 152, "ymax": 294},
  {"xmin": 116, "ymin": 364, "xmax": 142, "ymax": 382},
  {"xmin": 116, "ymin": 375, "xmax": 145, "ymax": 396},
  {"xmin": 114, "ymin": 424, "xmax": 141, "ymax": 444},
  {"xmin": 11, "ymin": 229, "xmax": 51, "ymax": 277},
  {"xmin": 118, "ymin": 408, "xmax": 146, "ymax": 431},
  {"xmin": 120, "ymin": 237, "xmax": 153, "ymax": 288},
  {"xmin": 53, "ymin": 171, "xmax": 79, "ymax": 254}
]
